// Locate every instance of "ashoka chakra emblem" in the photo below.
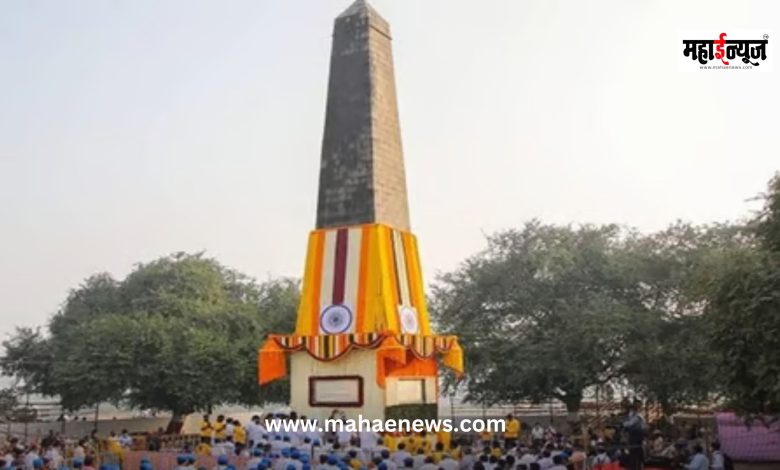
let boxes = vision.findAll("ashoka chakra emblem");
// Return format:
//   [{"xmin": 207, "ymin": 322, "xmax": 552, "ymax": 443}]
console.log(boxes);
[
  {"xmin": 320, "ymin": 304, "xmax": 353, "ymax": 334},
  {"xmin": 399, "ymin": 306, "xmax": 419, "ymax": 334}
]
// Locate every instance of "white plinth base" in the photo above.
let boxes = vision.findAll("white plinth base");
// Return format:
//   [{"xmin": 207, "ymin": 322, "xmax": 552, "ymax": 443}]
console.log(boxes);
[{"xmin": 290, "ymin": 349, "xmax": 386, "ymax": 421}]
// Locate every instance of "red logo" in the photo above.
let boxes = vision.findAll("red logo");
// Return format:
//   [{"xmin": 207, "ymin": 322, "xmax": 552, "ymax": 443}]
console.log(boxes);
[{"xmin": 714, "ymin": 33, "xmax": 729, "ymax": 65}]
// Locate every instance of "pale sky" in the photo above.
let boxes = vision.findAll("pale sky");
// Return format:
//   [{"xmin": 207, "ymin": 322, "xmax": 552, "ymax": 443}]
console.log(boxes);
[{"xmin": 1, "ymin": 0, "xmax": 778, "ymax": 338}]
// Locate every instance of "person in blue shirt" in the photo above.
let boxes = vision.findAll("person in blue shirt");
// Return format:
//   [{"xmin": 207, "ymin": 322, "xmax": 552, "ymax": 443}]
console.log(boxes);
[{"xmin": 686, "ymin": 445, "xmax": 709, "ymax": 470}]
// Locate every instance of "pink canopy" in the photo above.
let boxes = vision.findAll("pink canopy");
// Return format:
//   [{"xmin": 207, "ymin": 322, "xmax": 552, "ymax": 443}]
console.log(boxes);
[{"xmin": 716, "ymin": 412, "xmax": 780, "ymax": 461}]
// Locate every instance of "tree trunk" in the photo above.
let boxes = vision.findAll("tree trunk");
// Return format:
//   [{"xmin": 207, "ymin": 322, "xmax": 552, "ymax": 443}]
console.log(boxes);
[
  {"xmin": 563, "ymin": 392, "xmax": 583, "ymax": 435},
  {"xmin": 93, "ymin": 403, "xmax": 100, "ymax": 434},
  {"xmin": 166, "ymin": 411, "xmax": 185, "ymax": 434}
]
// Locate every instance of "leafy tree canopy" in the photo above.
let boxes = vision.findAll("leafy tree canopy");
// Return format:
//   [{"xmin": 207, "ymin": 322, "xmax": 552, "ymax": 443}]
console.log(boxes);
[
  {"xmin": 706, "ymin": 174, "xmax": 780, "ymax": 416},
  {"xmin": 431, "ymin": 220, "xmax": 745, "ymax": 417},
  {"xmin": 1, "ymin": 253, "xmax": 297, "ymax": 423}
]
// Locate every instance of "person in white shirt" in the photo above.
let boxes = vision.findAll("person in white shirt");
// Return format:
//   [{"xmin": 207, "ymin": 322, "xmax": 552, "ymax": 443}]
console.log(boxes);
[
  {"xmin": 119, "ymin": 430, "xmax": 133, "ymax": 449},
  {"xmin": 301, "ymin": 415, "xmax": 321, "ymax": 445},
  {"xmin": 545, "ymin": 425, "xmax": 557, "ymax": 442},
  {"xmin": 211, "ymin": 442, "xmax": 227, "ymax": 458},
  {"xmin": 246, "ymin": 447, "xmax": 264, "ymax": 470},
  {"xmin": 323, "ymin": 455, "xmax": 340, "ymax": 470},
  {"xmin": 439, "ymin": 455, "xmax": 459, "ymax": 470},
  {"xmin": 711, "ymin": 442, "xmax": 725, "ymax": 470},
  {"xmin": 419, "ymin": 457, "xmax": 437, "ymax": 470},
  {"xmin": 346, "ymin": 437, "xmax": 369, "ymax": 464},
  {"xmin": 222, "ymin": 437, "xmax": 236, "ymax": 456},
  {"xmin": 273, "ymin": 450, "xmax": 293, "ymax": 470},
  {"xmin": 270, "ymin": 436, "xmax": 286, "ymax": 453},
  {"xmin": 548, "ymin": 455, "xmax": 567, "ymax": 470},
  {"xmin": 392, "ymin": 443, "xmax": 411, "ymax": 467},
  {"xmin": 686, "ymin": 445, "xmax": 709, "ymax": 470},
  {"xmin": 372, "ymin": 438, "xmax": 390, "ymax": 463},
  {"xmin": 3, "ymin": 450, "xmax": 13, "ymax": 469},
  {"xmin": 379, "ymin": 450, "xmax": 397, "ymax": 470},
  {"xmin": 24, "ymin": 447, "xmax": 40, "ymax": 470},
  {"xmin": 226, "ymin": 419, "xmax": 235, "ymax": 440},
  {"xmin": 44, "ymin": 446, "xmax": 63, "ymax": 469},
  {"xmin": 311, "ymin": 439, "xmax": 326, "ymax": 463},
  {"xmin": 212, "ymin": 455, "xmax": 230, "ymax": 470},
  {"xmin": 531, "ymin": 423, "xmax": 545, "ymax": 446},
  {"xmin": 537, "ymin": 451, "xmax": 554, "ymax": 470},
  {"xmin": 412, "ymin": 449, "xmax": 427, "ymax": 469},
  {"xmin": 336, "ymin": 430, "xmax": 352, "ymax": 447},
  {"xmin": 592, "ymin": 447, "xmax": 611, "ymax": 467},
  {"xmin": 518, "ymin": 450, "xmax": 537, "ymax": 466},
  {"xmin": 360, "ymin": 431, "xmax": 380, "ymax": 454},
  {"xmin": 459, "ymin": 448, "xmax": 475, "ymax": 470},
  {"xmin": 247, "ymin": 416, "xmax": 267, "ymax": 448}
]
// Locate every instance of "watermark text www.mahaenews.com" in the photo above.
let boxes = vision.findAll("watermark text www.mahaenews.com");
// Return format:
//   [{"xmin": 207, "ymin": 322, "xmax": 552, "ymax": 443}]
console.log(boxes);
[{"xmin": 266, "ymin": 415, "xmax": 506, "ymax": 434}]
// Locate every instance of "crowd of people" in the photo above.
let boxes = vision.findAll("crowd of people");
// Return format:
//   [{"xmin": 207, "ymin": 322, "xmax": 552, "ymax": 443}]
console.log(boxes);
[
  {"xmin": 0, "ymin": 429, "xmax": 132, "ymax": 470},
  {"xmin": 0, "ymin": 407, "xmax": 729, "ymax": 470},
  {"xmin": 180, "ymin": 408, "xmax": 728, "ymax": 470}
]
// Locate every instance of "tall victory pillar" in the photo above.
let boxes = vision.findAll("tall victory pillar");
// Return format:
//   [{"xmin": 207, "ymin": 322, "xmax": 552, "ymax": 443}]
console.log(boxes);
[{"xmin": 259, "ymin": 0, "xmax": 463, "ymax": 421}]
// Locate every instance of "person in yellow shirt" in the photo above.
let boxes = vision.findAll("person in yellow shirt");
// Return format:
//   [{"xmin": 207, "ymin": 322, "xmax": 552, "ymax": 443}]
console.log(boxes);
[
  {"xmin": 106, "ymin": 431, "xmax": 124, "ymax": 462},
  {"xmin": 200, "ymin": 414, "xmax": 214, "ymax": 441},
  {"xmin": 449, "ymin": 440, "xmax": 462, "ymax": 460},
  {"xmin": 213, "ymin": 415, "xmax": 227, "ymax": 441},
  {"xmin": 504, "ymin": 414, "xmax": 521, "ymax": 449},
  {"xmin": 490, "ymin": 441, "xmax": 503, "ymax": 458},
  {"xmin": 431, "ymin": 442, "xmax": 445, "ymax": 463},
  {"xmin": 405, "ymin": 434, "xmax": 419, "ymax": 454},
  {"xmin": 233, "ymin": 420, "xmax": 246, "ymax": 455},
  {"xmin": 436, "ymin": 430, "xmax": 452, "ymax": 455},
  {"xmin": 347, "ymin": 450, "xmax": 362, "ymax": 470},
  {"xmin": 384, "ymin": 433, "xmax": 398, "ymax": 454},
  {"xmin": 195, "ymin": 437, "xmax": 212, "ymax": 457},
  {"xmin": 419, "ymin": 432, "xmax": 434, "ymax": 454}
]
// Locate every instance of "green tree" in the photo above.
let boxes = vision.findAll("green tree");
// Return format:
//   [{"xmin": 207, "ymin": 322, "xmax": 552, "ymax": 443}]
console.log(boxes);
[
  {"xmin": 1, "ymin": 253, "xmax": 298, "ymax": 427},
  {"xmin": 754, "ymin": 174, "xmax": 780, "ymax": 252},
  {"xmin": 0, "ymin": 327, "xmax": 56, "ymax": 396},
  {"xmin": 0, "ymin": 388, "xmax": 21, "ymax": 422},
  {"xmin": 430, "ymin": 222, "xmax": 638, "ymax": 420},
  {"xmin": 706, "ymin": 174, "xmax": 780, "ymax": 416},
  {"xmin": 620, "ymin": 222, "xmax": 746, "ymax": 415}
]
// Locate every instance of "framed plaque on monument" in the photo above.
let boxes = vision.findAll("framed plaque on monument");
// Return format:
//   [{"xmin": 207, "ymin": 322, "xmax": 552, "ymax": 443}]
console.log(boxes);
[{"xmin": 309, "ymin": 375, "xmax": 364, "ymax": 407}]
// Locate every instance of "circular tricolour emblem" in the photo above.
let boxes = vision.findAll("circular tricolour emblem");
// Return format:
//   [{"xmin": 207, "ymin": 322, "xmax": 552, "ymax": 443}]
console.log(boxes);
[
  {"xmin": 399, "ymin": 306, "xmax": 419, "ymax": 334},
  {"xmin": 320, "ymin": 304, "xmax": 353, "ymax": 334}
]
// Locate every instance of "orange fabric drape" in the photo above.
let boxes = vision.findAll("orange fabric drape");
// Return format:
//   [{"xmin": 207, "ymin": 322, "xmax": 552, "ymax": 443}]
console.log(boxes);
[
  {"xmin": 257, "ymin": 334, "xmax": 464, "ymax": 386},
  {"xmin": 258, "ymin": 339, "xmax": 287, "ymax": 385},
  {"xmin": 386, "ymin": 353, "xmax": 437, "ymax": 377},
  {"xmin": 375, "ymin": 336, "xmax": 408, "ymax": 387},
  {"xmin": 441, "ymin": 340, "xmax": 465, "ymax": 377}
]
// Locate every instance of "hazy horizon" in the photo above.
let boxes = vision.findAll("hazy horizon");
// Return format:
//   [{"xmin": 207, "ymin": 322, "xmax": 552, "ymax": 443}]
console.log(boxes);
[{"xmin": 1, "ymin": 0, "xmax": 778, "ymax": 337}]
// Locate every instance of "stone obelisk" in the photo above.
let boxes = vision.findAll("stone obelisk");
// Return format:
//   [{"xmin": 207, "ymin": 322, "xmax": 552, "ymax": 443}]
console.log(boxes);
[
  {"xmin": 316, "ymin": 0, "xmax": 410, "ymax": 232},
  {"xmin": 258, "ymin": 0, "xmax": 463, "ymax": 422}
]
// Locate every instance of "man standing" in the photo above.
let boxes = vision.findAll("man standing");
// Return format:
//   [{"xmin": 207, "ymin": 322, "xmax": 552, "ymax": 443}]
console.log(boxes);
[
  {"xmin": 504, "ymin": 414, "xmax": 521, "ymax": 450},
  {"xmin": 622, "ymin": 401, "xmax": 646, "ymax": 470},
  {"xmin": 247, "ymin": 415, "xmax": 265, "ymax": 448},
  {"xmin": 710, "ymin": 442, "xmax": 725, "ymax": 470},
  {"xmin": 214, "ymin": 415, "xmax": 227, "ymax": 441},
  {"xmin": 531, "ymin": 423, "xmax": 545, "ymax": 447},
  {"xmin": 685, "ymin": 445, "xmax": 709, "ymax": 470}
]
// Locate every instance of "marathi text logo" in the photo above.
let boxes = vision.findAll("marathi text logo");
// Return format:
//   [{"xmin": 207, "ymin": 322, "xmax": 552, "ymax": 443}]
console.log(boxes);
[{"xmin": 682, "ymin": 32, "xmax": 768, "ymax": 66}]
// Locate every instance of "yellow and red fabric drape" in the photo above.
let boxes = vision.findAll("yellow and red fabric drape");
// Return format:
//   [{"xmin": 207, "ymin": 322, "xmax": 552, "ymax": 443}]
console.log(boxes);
[
  {"xmin": 259, "ymin": 223, "xmax": 464, "ymax": 387},
  {"xmin": 295, "ymin": 224, "xmax": 431, "ymax": 335},
  {"xmin": 258, "ymin": 333, "xmax": 463, "ymax": 387}
]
